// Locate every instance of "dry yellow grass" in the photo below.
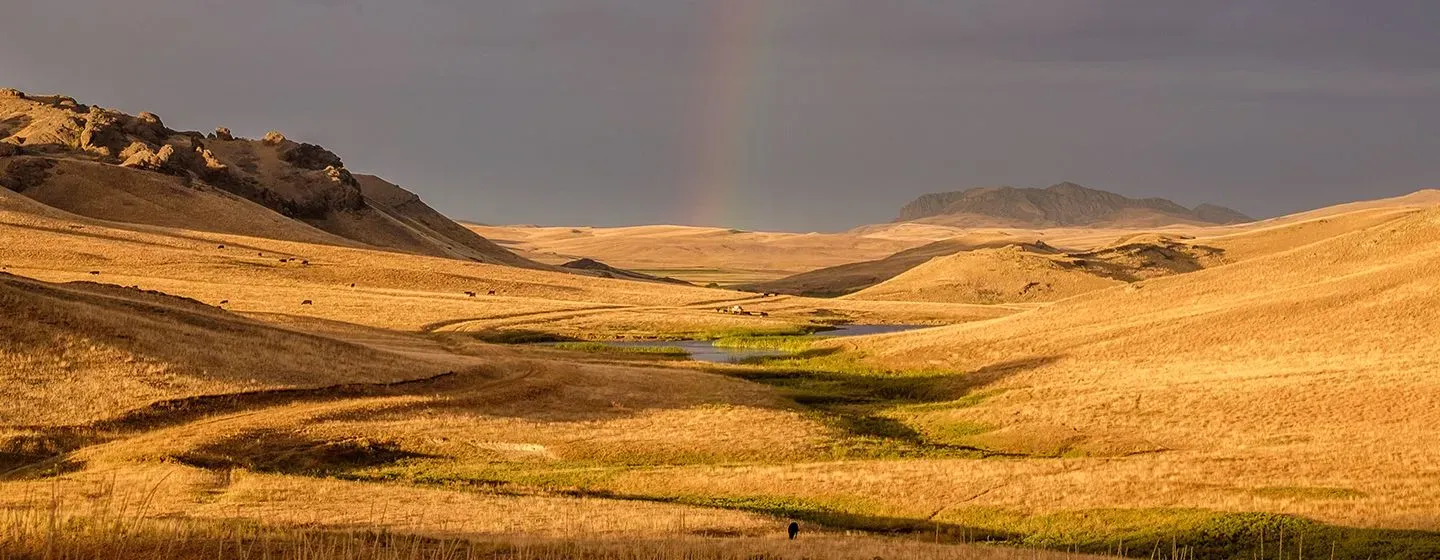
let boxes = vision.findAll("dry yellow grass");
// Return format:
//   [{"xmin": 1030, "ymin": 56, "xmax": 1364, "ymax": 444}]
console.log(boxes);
[
  {"xmin": 756, "ymin": 202, "xmax": 1440, "ymax": 532},
  {"xmin": 467, "ymin": 223, "xmax": 966, "ymax": 284},
  {"xmin": 843, "ymin": 245, "xmax": 1123, "ymax": 304},
  {"xmin": 6, "ymin": 172, "xmax": 1440, "ymax": 558}
]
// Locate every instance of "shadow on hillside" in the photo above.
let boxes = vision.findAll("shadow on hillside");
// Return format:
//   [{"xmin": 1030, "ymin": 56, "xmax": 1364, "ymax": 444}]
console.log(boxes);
[
  {"xmin": 709, "ymin": 353, "xmax": 1063, "ymax": 456},
  {"xmin": 0, "ymin": 115, "xmax": 31, "ymax": 139},
  {"xmin": 0, "ymin": 369, "xmax": 467, "ymax": 480},
  {"xmin": 174, "ymin": 429, "xmax": 437, "ymax": 476}
]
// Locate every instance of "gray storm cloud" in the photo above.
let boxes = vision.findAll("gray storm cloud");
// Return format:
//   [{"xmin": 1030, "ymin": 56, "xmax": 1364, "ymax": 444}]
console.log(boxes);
[{"xmin": 3, "ymin": 1, "xmax": 1436, "ymax": 230}]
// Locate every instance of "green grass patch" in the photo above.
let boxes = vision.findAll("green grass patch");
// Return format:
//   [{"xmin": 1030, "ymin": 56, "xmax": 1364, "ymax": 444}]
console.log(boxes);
[
  {"xmin": 926, "ymin": 419, "xmax": 997, "ymax": 439},
  {"xmin": 1250, "ymin": 486, "xmax": 1366, "ymax": 500},
  {"xmin": 903, "ymin": 388, "xmax": 1008, "ymax": 412},
  {"xmin": 712, "ymin": 335, "xmax": 819, "ymax": 351},
  {"xmin": 462, "ymin": 329, "xmax": 575, "ymax": 344},
  {"xmin": 690, "ymin": 324, "xmax": 823, "ymax": 340},
  {"xmin": 552, "ymin": 342, "xmax": 689, "ymax": 359}
]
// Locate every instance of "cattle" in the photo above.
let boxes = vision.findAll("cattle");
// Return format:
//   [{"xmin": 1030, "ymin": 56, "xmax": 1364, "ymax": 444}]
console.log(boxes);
[
  {"xmin": 464, "ymin": 291, "xmax": 476, "ymax": 297},
  {"xmin": 217, "ymin": 244, "xmax": 225, "ymax": 249},
  {"xmin": 279, "ymin": 258, "xmax": 289, "ymax": 263},
  {"xmin": 300, "ymin": 300, "xmax": 313, "ymax": 305},
  {"xmin": 88, "ymin": 271, "xmax": 99, "ymax": 275},
  {"xmin": 788, "ymin": 521, "xmax": 799, "ymax": 540},
  {"xmin": 301, "ymin": 260, "xmax": 309, "ymax": 265},
  {"xmin": 257, "ymin": 252, "xmax": 263, "ymax": 256},
  {"xmin": 487, "ymin": 289, "xmax": 496, "ymax": 295},
  {"xmin": 218, "ymin": 300, "xmax": 228, "ymax": 305},
  {"xmin": 349, "ymin": 283, "xmax": 356, "ymax": 288},
  {"xmin": 759, "ymin": 312, "xmax": 770, "ymax": 317}
]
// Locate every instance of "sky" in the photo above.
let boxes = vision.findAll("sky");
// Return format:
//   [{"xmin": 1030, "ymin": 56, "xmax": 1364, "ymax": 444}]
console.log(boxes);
[{"xmin": 3, "ymin": 1, "xmax": 1438, "ymax": 232}]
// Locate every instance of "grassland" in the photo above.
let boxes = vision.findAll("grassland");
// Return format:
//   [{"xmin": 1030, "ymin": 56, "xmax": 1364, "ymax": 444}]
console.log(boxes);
[
  {"xmin": 552, "ymin": 341, "xmax": 690, "ymax": 359},
  {"xmin": 5, "ymin": 186, "xmax": 1440, "ymax": 558}
]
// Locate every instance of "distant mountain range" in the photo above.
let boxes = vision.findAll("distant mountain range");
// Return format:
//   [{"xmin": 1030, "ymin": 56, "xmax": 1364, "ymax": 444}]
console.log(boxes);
[{"xmin": 896, "ymin": 182, "xmax": 1253, "ymax": 227}]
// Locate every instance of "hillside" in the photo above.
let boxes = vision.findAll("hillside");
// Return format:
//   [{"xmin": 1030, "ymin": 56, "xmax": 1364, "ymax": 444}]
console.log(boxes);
[
  {"xmin": 0, "ymin": 88, "xmax": 539, "ymax": 267},
  {"xmin": 741, "ymin": 232, "xmax": 1043, "ymax": 297},
  {"xmin": 0, "ymin": 272, "xmax": 436, "ymax": 427},
  {"xmin": 847, "ymin": 204, "xmax": 1440, "ymax": 451},
  {"xmin": 467, "ymin": 223, "xmax": 962, "ymax": 285},
  {"xmin": 896, "ymin": 182, "xmax": 1253, "ymax": 227},
  {"xmin": 559, "ymin": 257, "xmax": 692, "ymax": 285},
  {"xmin": 843, "ymin": 237, "xmax": 1223, "ymax": 304}
]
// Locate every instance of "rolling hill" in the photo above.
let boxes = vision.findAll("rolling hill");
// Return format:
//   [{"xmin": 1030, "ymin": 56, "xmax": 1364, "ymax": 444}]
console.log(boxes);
[
  {"xmin": 0, "ymin": 87, "xmax": 538, "ymax": 267},
  {"xmin": 896, "ymin": 182, "xmax": 1253, "ymax": 227},
  {"xmin": 466, "ymin": 222, "xmax": 964, "ymax": 285},
  {"xmin": 842, "ymin": 236, "xmax": 1223, "ymax": 304}
]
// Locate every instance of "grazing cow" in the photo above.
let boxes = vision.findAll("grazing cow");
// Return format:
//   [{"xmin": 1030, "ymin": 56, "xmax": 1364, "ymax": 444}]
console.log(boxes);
[
  {"xmin": 759, "ymin": 312, "xmax": 770, "ymax": 317},
  {"xmin": 349, "ymin": 283, "xmax": 356, "ymax": 288},
  {"xmin": 487, "ymin": 289, "xmax": 496, "ymax": 295},
  {"xmin": 464, "ymin": 291, "xmax": 476, "ymax": 297},
  {"xmin": 301, "ymin": 260, "xmax": 309, "ymax": 265},
  {"xmin": 279, "ymin": 258, "xmax": 289, "ymax": 263},
  {"xmin": 217, "ymin": 244, "xmax": 225, "ymax": 249},
  {"xmin": 257, "ymin": 252, "xmax": 263, "ymax": 256},
  {"xmin": 300, "ymin": 300, "xmax": 313, "ymax": 305},
  {"xmin": 788, "ymin": 521, "xmax": 799, "ymax": 540},
  {"xmin": 88, "ymin": 271, "xmax": 99, "ymax": 275},
  {"xmin": 218, "ymin": 300, "xmax": 228, "ymax": 305}
]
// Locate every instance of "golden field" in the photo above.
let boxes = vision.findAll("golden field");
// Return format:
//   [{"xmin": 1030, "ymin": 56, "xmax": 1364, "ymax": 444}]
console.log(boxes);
[
  {"xmin": 6, "ymin": 92, "xmax": 1440, "ymax": 557},
  {"xmin": 6, "ymin": 186, "xmax": 1440, "ymax": 558}
]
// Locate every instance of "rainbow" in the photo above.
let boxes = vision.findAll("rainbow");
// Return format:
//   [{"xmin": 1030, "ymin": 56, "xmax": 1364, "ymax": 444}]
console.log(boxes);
[{"xmin": 680, "ymin": 0, "xmax": 782, "ymax": 227}]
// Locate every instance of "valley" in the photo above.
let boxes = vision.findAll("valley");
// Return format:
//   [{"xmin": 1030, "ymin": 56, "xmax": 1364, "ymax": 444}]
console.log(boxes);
[{"xmin": 3, "ymin": 88, "xmax": 1440, "ymax": 559}]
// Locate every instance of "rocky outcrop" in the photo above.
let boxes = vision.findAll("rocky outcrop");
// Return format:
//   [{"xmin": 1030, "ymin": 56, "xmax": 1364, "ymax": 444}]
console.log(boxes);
[
  {"xmin": 119, "ymin": 142, "xmax": 167, "ymax": 170},
  {"xmin": 0, "ymin": 87, "xmax": 546, "ymax": 269},
  {"xmin": 896, "ymin": 182, "xmax": 1253, "ymax": 226},
  {"xmin": 279, "ymin": 142, "xmax": 344, "ymax": 170},
  {"xmin": 0, "ymin": 157, "xmax": 57, "ymax": 192}
]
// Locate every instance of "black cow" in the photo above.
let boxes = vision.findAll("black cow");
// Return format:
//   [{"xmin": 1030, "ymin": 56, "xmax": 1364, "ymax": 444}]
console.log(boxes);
[
  {"xmin": 788, "ymin": 521, "xmax": 799, "ymax": 540},
  {"xmin": 300, "ymin": 300, "xmax": 313, "ymax": 305}
]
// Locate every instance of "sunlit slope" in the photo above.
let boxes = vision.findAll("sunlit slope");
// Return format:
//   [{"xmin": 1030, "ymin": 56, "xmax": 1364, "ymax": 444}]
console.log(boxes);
[
  {"xmin": 3, "ymin": 157, "xmax": 359, "ymax": 246},
  {"xmin": 841, "ymin": 244, "xmax": 1121, "ymax": 304},
  {"xmin": 467, "ymin": 223, "xmax": 962, "ymax": 282},
  {"xmin": 0, "ymin": 189, "xmax": 764, "ymax": 332},
  {"xmin": 0, "ymin": 273, "xmax": 434, "ymax": 427},
  {"xmin": 844, "ymin": 236, "xmax": 1226, "ymax": 304},
  {"xmin": 844, "ymin": 205, "xmax": 1440, "ymax": 458},
  {"xmin": 742, "ymin": 232, "xmax": 1044, "ymax": 297},
  {"xmin": 1, "ymin": 89, "xmax": 538, "ymax": 267},
  {"xmin": 756, "ymin": 192, "xmax": 1440, "ymax": 300}
]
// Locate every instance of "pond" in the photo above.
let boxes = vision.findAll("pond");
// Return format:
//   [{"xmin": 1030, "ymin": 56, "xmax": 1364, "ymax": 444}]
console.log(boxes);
[{"xmin": 550, "ymin": 324, "xmax": 931, "ymax": 364}]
